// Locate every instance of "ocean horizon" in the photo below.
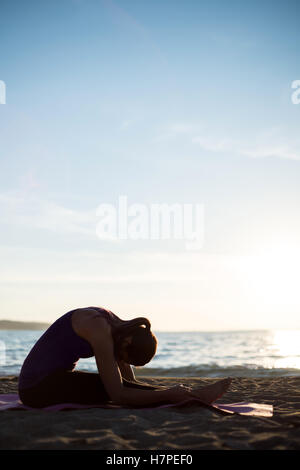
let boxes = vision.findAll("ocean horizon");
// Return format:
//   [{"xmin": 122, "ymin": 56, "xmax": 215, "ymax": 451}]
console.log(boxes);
[{"xmin": 1, "ymin": 328, "xmax": 300, "ymax": 378}]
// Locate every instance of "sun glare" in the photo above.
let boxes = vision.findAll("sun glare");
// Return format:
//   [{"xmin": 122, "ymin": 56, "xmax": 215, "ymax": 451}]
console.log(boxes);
[
  {"xmin": 269, "ymin": 330, "xmax": 300, "ymax": 370},
  {"xmin": 242, "ymin": 242, "xmax": 300, "ymax": 312}
]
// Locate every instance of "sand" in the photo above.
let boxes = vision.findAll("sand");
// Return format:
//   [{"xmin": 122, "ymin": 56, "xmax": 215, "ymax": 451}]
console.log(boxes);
[{"xmin": 0, "ymin": 375, "xmax": 299, "ymax": 450}]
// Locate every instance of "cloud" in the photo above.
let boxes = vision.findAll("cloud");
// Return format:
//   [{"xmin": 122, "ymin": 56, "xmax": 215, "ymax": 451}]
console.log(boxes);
[
  {"xmin": 192, "ymin": 136, "xmax": 237, "ymax": 153},
  {"xmin": 241, "ymin": 146, "xmax": 300, "ymax": 160},
  {"xmin": 120, "ymin": 119, "xmax": 134, "ymax": 130},
  {"xmin": 158, "ymin": 122, "xmax": 300, "ymax": 161},
  {"xmin": 152, "ymin": 122, "xmax": 204, "ymax": 143},
  {"xmin": 192, "ymin": 135, "xmax": 300, "ymax": 161},
  {"xmin": 0, "ymin": 245, "xmax": 245, "ymax": 283},
  {"xmin": 167, "ymin": 123, "xmax": 203, "ymax": 134},
  {"xmin": 0, "ymin": 191, "xmax": 96, "ymax": 237}
]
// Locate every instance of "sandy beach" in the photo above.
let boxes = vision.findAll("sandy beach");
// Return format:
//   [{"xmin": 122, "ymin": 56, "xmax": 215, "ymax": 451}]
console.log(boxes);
[{"xmin": 0, "ymin": 375, "xmax": 299, "ymax": 450}]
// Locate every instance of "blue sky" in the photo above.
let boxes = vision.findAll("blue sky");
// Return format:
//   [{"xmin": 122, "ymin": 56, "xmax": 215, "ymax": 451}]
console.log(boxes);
[{"xmin": 0, "ymin": 0, "xmax": 300, "ymax": 330}]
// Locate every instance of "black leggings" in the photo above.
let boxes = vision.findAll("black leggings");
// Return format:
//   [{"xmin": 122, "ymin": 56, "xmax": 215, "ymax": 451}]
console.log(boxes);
[{"xmin": 19, "ymin": 370, "xmax": 158, "ymax": 408}]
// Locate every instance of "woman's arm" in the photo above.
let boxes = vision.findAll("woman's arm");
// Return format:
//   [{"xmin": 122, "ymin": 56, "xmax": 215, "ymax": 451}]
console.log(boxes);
[
  {"xmin": 81, "ymin": 315, "xmax": 191, "ymax": 406},
  {"xmin": 118, "ymin": 361, "xmax": 168, "ymax": 390},
  {"xmin": 117, "ymin": 360, "xmax": 136, "ymax": 382}
]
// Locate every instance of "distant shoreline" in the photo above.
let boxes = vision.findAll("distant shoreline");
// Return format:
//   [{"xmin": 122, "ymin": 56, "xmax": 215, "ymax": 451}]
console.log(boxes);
[{"xmin": 0, "ymin": 320, "xmax": 50, "ymax": 330}]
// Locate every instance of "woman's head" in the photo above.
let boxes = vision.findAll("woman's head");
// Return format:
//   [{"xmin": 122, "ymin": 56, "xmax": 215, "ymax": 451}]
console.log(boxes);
[{"xmin": 113, "ymin": 317, "xmax": 157, "ymax": 366}]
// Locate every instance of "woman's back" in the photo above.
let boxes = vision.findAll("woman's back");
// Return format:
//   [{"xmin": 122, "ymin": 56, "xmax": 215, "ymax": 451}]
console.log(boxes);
[{"xmin": 18, "ymin": 307, "xmax": 121, "ymax": 391}]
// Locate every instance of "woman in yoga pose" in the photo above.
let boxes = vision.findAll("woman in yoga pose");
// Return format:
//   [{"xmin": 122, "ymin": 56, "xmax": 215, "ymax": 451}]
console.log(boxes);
[{"xmin": 18, "ymin": 306, "xmax": 231, "ymax": 408}]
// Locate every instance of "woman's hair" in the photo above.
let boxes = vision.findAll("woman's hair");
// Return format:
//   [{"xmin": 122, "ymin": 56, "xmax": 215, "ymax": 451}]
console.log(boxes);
[{"xmin": 112, "ymin": 317, "xmax": 157, "ymax": 366}]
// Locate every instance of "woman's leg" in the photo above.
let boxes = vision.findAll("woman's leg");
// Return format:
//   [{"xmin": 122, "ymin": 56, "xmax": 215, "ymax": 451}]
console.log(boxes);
[
  {"xmin": 19, "ymin": 370, "xmax": 109, "ymax": 408},
  {"xmin": 19, "ymin": 370, "xmax": 159, "ymax": 408}
]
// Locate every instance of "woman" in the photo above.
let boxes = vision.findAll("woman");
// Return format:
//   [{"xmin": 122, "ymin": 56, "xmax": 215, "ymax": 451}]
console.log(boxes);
[{"xmin": 18, "ymin": 306, "xmax": 231, "ymax": 408}]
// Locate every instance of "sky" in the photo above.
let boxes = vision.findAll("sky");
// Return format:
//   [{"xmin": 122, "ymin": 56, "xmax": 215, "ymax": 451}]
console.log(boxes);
[{"xmin": 0, "ymin": 0, "xmax": 300, "ymax": 331}]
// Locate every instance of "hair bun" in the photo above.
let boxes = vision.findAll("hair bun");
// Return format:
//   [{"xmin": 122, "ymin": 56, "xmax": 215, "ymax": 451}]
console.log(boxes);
[
  {"xmin": 132, "ymin": 317, "xmax": 151, "ymax": 331},
  {"xmin": 134, "ymin": 317, "xmax": 151, "ymax": 330},
  {"xmin": 114, "ymin": 316, "xmax": 151, "ymax": 340}
]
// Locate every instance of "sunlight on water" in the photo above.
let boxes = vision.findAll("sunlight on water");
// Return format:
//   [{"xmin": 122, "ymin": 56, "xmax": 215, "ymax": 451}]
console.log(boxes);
[{"xmin": 268, "ymin": 330, "xmax": 300, "ymax": 370}]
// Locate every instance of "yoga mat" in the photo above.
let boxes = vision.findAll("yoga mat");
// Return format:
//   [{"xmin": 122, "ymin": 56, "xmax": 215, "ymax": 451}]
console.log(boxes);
[{"xmin": 0, "ymin": 394, "xmax": 273, "ymax": 417}]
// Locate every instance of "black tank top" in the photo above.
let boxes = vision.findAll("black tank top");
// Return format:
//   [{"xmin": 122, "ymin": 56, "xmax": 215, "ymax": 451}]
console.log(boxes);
[{"xmin": 18, "ymin": 307, "xmax": 122, "ymax": 390}]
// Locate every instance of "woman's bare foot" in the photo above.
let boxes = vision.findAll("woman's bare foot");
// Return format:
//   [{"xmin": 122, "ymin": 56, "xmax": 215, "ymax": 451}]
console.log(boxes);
[{"xmin": 190, "ymin": 378, "xmax": 232, "ymax": 405}]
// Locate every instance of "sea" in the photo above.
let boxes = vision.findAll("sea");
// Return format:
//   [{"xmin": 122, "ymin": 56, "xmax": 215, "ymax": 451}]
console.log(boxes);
[{"xmin": 1, "ymin": 329, "xmax": 300, "ymax": 378}]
